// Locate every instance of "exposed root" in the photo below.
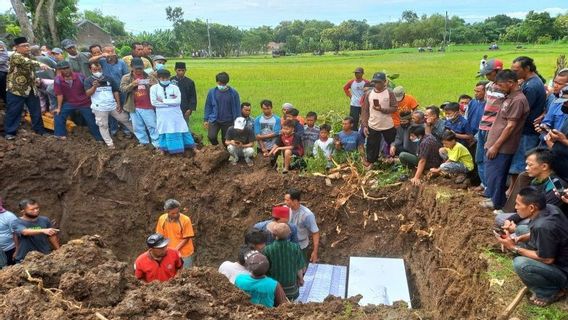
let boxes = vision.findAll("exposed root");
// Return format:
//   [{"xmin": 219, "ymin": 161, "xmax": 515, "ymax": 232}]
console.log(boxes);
[{"xmin": 25, "ymin": 269, "xmax": 82, "ymax": 310}]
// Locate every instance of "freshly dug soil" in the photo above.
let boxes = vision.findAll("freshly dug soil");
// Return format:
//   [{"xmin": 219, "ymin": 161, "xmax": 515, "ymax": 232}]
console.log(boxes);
[{"xmin": 0, "ymin": 125, "xmax": 500, "ymax": 319}]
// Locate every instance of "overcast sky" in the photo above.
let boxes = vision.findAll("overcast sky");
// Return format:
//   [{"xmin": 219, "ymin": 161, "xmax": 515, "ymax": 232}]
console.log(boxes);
[{"xmin": 1, "ymin": 1, "xmax": 566, "ymax": 33}]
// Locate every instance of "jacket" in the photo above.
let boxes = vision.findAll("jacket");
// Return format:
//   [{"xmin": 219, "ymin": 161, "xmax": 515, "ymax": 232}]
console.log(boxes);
[
  {"xmin": 120, "ymin": 72, "xmax": 157, "ymax": 113},
  {"xmin": 203, "ymin": 87, "xmax": 241, "ymax": 123}
]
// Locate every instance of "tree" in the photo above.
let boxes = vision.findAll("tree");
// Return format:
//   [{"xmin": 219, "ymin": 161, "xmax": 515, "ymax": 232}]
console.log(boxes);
[
  {"xmin": 84, "ymin": 9, "xmax": 127, "ymax": 37},
  {"xmin": 165, "ymin": 6, "xmax": 184, "ymax": 25},
  {"xmin": 10, "ymin": 0, "xmax": 34, "ymax": 42},
  {"xmin": 401, "ymin": 10, "xmax": 418, "ymax": 23},
  {"xmin": 521, "ymin": 11, "xmax": 556, "ymax": 42}
]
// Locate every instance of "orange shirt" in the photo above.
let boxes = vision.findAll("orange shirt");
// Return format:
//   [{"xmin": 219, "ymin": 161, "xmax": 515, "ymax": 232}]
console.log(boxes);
[
  {"xmin": 392, "ymin": 94, "xmax": 419, "ymax": 127},
  {"xmin": 134, "ymin": 248, "xmax": 182, "ymax": 282},
  {"xmin": 156, "ymin": 213, "xmax": 195, "ymax": 258},
  {"xmin": 281, "ymin": 116, "xmax": 305, "ymax": 126}
]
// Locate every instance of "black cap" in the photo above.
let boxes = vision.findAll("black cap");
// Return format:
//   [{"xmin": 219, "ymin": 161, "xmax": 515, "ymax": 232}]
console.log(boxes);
[
  {"xmin": 13, "ymin": 37, "xmax": 27, "ymax": 46},
  {"xmin": 131, "ymin": 57, "xmax": 144, "ymax": 68},
  {"xmin": 55, "ymin": 60, "xmax": 71, "ymax": 69},
  {"xmin": 371, "ymin": 72, "xmax": 387, "ymax": 82},
  {"xmin": 146, "ymin": 233, "xmax": 169, "ymax": 248},
  {"xmin": 175, "ymin": 62, "xmax": 186, "ymax": 70},
  {"xmin": 157, "ymin": 69, "xmax": 171, "ymax": 78}
]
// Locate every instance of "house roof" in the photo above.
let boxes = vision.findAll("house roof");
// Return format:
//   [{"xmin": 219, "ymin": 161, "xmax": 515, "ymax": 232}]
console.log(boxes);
[{"xmin": 75, "ymin": 19, "xmax": 111, "ymax": 35}]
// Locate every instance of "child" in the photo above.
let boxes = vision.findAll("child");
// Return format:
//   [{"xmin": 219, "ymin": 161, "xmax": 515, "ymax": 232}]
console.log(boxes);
[
  {"xmin": 285, "ymin": 108, "xmax": 305, "ymax": 136},
  {"xmin": 303, "ymin": 111, "xmax": 320, "ymax": 157},
  {"xmin": 268, "ymin": 120, "xmax": 304, "ymax": 173},
  {"xmin": 170, "ymin": 62, "xmax": 197, "ymax": 119},
  {"xmin": 430, "ymin": 131, "xmax": 474, "ymax": 176},
  {"xmin": 313, "ymin": 124, "xmax": 334, "ymax": 168},
  {"xmin": 150, "ymin": 69, "xmax": 195, "ymax": 154},
  {"xmin": 443, "ymin": 102, "xmax": 473, "ymax": 146},
  {"xmin": 254, "ymin": 99, "xmax": 281, "ymax": 157}
]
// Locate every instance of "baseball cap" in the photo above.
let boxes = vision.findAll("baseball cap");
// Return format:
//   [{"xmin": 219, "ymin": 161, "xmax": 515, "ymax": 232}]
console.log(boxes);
[
  {"xmin": 245, "ymin": 251, "xmax": 270, "ymax": 276},
  {"xmin": 146, "ymin": 233, "xmax": 169, "ymax": 248},
  {"xmin": 153, "ymin": 55, "xmax": 167, "ymax": 62},
  {"xmin": 282, "ymin": 102, "xmax": 294, "ymax": 110},
  {"xmin": 60, "ymin": 39, "xmax": 76, "ymax": 49},
  {"xmin": 55, "ymin": 60, "xmax": 71, "ymax": 69},
  {"xmin": 52, "ymin": 48, "xmax": 64, "ymax": 54},
  {"xmin": 272, "ymin": 206, "xmax": 289, "ymax": 219},
  {"xmin": 393, "ymin": 86, "xmax": 405, "ymax": 102},
  {"xmin": 131, "ymin": 57, "xmax": 144, "ymax": 69},
  {"xmin": 371, "ymin": 72, "xmax": 387, "ymax": 82},
  {"xmin": 233, "ymin": 117, "xmax": 246, "ymax": 130},
  {"xmin": 554, "ymin": 86, "xmax": 568, "ymax": 104},
  {"xmin": 353, "ymin": 67, "xmax": 364, "ymax": 74},
  {"xmin": 478, "ymin": 59, "xmax": 503, "ymax": 76}
]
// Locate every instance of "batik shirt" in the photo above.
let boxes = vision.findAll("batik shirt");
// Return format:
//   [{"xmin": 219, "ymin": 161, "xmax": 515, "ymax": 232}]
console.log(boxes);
[{"xmin": 7, "ymin": 52, "xmax": 42, "ymax": 97}]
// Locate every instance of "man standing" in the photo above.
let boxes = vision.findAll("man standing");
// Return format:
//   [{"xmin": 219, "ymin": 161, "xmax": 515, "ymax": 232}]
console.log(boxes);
[
  {"xmin": 204, "ymin": 72, "xmax": 241, "ymax": 145},
  {"xmin": 120, "ymin": 58, "xmax": 159, "ymax": 147},
  {"xmin": 12, "ymin": 199, "xmax": 60, "ymax": 263},
  {"xmin": 537, "ymin": 70, "xmax": 568, "ymax": 133},
  {"xmin": 225, "ymin": 117, "xmax": 255, "ymax": 166},
  {"xmin": 171, "ymin": 62, "xmax": 197, "ymax": 120},
  {"xmin": 284, "ymin": 189, "xmax": 320, "ymax": 263},
  {"xmin": 155, "ymin": 199, "xmax": 195, "ymax": 269},
  {"xmin": 482, "ymin": 70, "xmax": 530, "ymax": 210},
  {"xmin": 123, "ymin": 42, "xmax": 153, "ymax": 72},
  {"xmin": 84, "ymin": 62, "xmax": 133, "ymax": 148},
  {"xmin": 263, "ymin": 223, "xmax": 306, "ymax": 301},
  {"xmin": 476, "ymin": 59, "xmax": 506, "ymax": 192},
  {"xmin": 53, "ymin": 61, "xmax": 103, "ymax": 141},
  {"xmin": 509, "ymin": 56, "xmax": 547, "ymax": 195},
  {"xmin": 360, "ymin": 72, "xmax": 398, "ymax": 168},
  {"xmin": 4, "ymin": 37, "xmax": 51, "ymax": 140},
  {"xmin": 0, "ymin": 40, "xmax": 8, "ymax": 104},
  {"xmin": 254, "ymin": 100, "xmax": 281, "ymax": 156},
  {"xmin": 89, "ymin": 45, "xmax": 130, "ymax": 92},
  {"xmin": 466, "ymin": 81, "xmax": 487, "ymax": 138},
  {"xmin": 480, "ymin": 55, "xmax": 487, "ymax": 71},
  {"xmin": 496, "ymin": 187, "xmax": 568, "ymax": 307},
  {"xmin": 219, "ymin": 244, "xmax": 251, "ymax": 284},
  {"xmin": 134, "ymin": 233, "xmax": 183, "ymax": 282},
  {"xmin": 0, "ymin": 197, "xmax": 18, "ymax": 268},
  {"xmin": 61, "ymin": 39, "xmax": 91, "ymax": 76},
  {"xmin": 343, "ymin": 67, "xmax": 369, "ymax": 130}
]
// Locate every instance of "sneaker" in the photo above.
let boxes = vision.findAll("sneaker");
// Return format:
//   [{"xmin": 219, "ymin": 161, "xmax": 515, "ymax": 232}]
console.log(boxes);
[
  {"xmin": 479, "ymin": 199, "xmax": 494, "ymax": 209},
  {"xmin": 455, "ymin": 174, "xmax": 467, "ymax": 184},
  {"xmin": 5, "ymin": 134, "xmax": 16, "ymax": 140}
]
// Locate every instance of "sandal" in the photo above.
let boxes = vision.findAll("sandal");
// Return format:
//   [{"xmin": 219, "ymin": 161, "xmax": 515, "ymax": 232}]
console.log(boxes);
[{"xmin": 530, "ymin": 291, "xmax": 566, "ymax": 307}]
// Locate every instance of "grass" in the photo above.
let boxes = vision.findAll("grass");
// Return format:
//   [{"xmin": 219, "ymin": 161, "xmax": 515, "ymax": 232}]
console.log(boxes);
[{"xmin": 163, "ymin": 43, "xmax": 567, "ymax": 139}]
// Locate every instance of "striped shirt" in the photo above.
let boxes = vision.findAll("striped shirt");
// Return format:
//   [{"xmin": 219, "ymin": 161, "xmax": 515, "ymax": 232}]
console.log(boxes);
[
  {"xmin": 478, "ymin": 82, "xmax": 506, "ymax": 131},
  {"xmin": 263, "ymin": 240, "xmax": 306, "ymax": 300}
]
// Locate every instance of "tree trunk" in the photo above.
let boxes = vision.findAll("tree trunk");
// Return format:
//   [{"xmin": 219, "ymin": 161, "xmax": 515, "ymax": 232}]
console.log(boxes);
[
  {"xmin": 46, "ymin": 0, "xmax": 58, "ymax": 45},
  {"xmin": 32, "ymin": 0, "xmax": 46, "ymax": 36},
  {"xmin": 10, "ymin": 0, "xmax": 35, "ymax": 43}
]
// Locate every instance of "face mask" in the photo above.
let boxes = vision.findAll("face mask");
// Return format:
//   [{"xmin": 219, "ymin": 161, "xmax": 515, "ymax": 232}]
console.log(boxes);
[
  {"xmin": 92, "ymin": 72, "xmax": 103, "ymax": 78},
  {"xmin": 411, "ymin": 138, "xmax": 421, "ymax": 143},
  {"xmin": 160, "ymin": 80, "xmax": 170, "ymax": 86},
  {"xmin": 144, "ymin": 67, "xmax": 154, "ymax": 74},
  {"xmin": 155, "ymin": 63, "xmax": 164, "ymax": 70},
  {"xmin": 217, "ymin": 85, "xmax": 227, "ymax": 91}
]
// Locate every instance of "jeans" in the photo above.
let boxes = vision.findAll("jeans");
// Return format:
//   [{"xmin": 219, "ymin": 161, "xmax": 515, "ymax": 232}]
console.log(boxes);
[
  {"xmin": 399, "ymin": 152, "xmax": 419, "ymax": 168},
  {"xmin": 350, "ymin": 106, "xmax": 361, "ymax": 130},
  {"xmin": 513, "ymin": 256, "xmax": 568, "ymax": 300},
  {"xmin": 207, "ymin": 121, "xmax": 232, "ymax": 146},
  {"xmin": 509, "ymin": 134, "xmax": 540, "ymax": 174},
  {"xmin": 366, "ymin": 127, "xmax": 397, "ymax": 163},
  {"xmin": 54, "ymin": 104, "xmax": 102, "ymax": 140},
  {"xmin": 4, "ymin": 91, "xmax": 45, "ymax": 136},
  {"xmin": 440, "ymin": 162, "xmax": 468, "ymax": 174},
  {"xmin": 494, "ymin": 213, "xmax": 530, "ymax": 227},
  {"xmin": 227, "ymin": 144, "xmax": 254, "ymax": 162},
  {"xmin": 475, "ymin": 130, "xmax": 488, "ymax": 187},
  {"xmin": 93, "ymin": 109, "xmax": 134, "ymax": 147},
  {"xmin": 130, "ymin": 108, "xmax": 159, "ymax": 147},
  {"xmin": 485, "ymin": 153, "xmax": 514, "ymax": 209},
  {"xmin": 0, "ymin": 71, "xmax": 7, "ymax": 103},
  {"xmin": 182, "ymin": 255, "xmax": 193, "ymax": 269}
]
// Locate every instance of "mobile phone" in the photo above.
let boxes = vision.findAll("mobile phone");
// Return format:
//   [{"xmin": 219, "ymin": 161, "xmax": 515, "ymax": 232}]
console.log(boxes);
[
  {"xmin": 550, "ymin": 177, "xmax": 565, "ymax": 193},
  {"xmin": 493, "ymin": 227, "xmax": 507, "ymax": 239},
  {"xmin": 373, "ymin": 99, "xmax": 380, "ymax": 107},
  {"xmin": 540, "ymin": 124, "xmax": 551, "ymax": 133},
  {"xmin": 138, "ymin": 79, "xmax": 150, "ymax": 85}
]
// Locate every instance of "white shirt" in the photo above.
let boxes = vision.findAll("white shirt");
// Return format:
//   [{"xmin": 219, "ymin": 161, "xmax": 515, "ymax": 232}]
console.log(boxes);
[
  {"xmin": 218, "ymin": 261, "xmax": 250, "ymax": 284},
  {"xmin": 313, "ymin": 138, "xmax": 334, "ymax": 158}
]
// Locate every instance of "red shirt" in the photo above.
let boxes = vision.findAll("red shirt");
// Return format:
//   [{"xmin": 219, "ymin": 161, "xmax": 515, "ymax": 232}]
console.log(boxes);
[
  {"xmin": 134, "ymin": 248, "xmax": 182, "ymax": 283},
  {"xmin": 53, "ymin": 72, "xmax": 91, "ymax": 108},
  {"xmin": 133, "ymin": 75, "xmax": 153, "ymax": 109}
]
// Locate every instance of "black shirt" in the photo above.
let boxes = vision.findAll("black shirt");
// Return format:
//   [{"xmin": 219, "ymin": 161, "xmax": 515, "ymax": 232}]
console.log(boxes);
[
  {"xmin": 528, "ymin": 204, "xmax": 568, "ymax": 274},
  {"xmin": 171, "ymin": 76, "xmax": 197, "ymax": 113},
  {"xmin": 225, "ymin": 126, "xmax": 255, "ymax": 144}
]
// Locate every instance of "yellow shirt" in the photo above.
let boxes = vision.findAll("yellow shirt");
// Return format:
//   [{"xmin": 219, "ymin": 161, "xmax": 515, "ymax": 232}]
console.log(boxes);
[
  {"xmin": 446, "ymin": 142, "xmax": 474, "ymax": 171},
  {"xmin": 156, "ymin": 213, "xmax": 195, "ymax": 258}
]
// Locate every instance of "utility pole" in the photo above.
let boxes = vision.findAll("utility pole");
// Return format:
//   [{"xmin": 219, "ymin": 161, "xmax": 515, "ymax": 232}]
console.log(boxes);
[
  {"xmin": 206, "ymin": 19, "xmax": 212, "ymax": 57},
  {"xmin": 443, "ymin": 11, "xmax": 448, "ymax": 48}
]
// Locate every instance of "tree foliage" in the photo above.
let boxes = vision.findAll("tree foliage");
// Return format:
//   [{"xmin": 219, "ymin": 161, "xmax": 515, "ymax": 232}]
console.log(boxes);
[{"xmin": 83, "ymin": 9, "xmax": 127, "ymax": 37}]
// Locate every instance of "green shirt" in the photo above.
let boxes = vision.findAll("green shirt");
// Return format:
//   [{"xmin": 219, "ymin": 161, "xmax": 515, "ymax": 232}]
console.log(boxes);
[
  {"xmin": 263, "ymin": 239, "xmax": 305, "ymax": 300},
  {"xmin": 445, "ymin": 142, "xmax": 474, "ymax": 171}
]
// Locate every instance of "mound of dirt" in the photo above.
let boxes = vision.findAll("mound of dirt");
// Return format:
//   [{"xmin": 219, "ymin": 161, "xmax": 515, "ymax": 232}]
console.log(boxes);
[{"xmin": 0, "ymin": 123, "xmax": 502, "ymax": 319}]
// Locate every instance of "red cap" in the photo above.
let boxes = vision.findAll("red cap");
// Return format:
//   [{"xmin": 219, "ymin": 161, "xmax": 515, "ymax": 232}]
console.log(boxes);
[{"xmin": 272, "ymin": 206, "xmax": 289, "ymax": 219}]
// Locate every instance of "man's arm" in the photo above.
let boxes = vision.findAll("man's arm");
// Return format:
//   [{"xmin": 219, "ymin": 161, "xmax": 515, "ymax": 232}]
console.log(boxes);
[
  {"xmin": 48, "ymin": 235, "xmax": 60, "ymax": 250},
  {"xmin": 379, "ymin": 91, "xmax": 398, "ymax": 114},
  {"xmin": 343, "ymin": 80, "xmax": 353, "ymax": 98},
  {"xmin": 174, "ymin": 238, "xmax": 191, "ymax": 252},
  {"xmin": 274, "ymin": 283, "xmax": 289, "ymax": 306},
  {"xmin": 411, "ymin": 158, "xmax": 427, "ymax": 184},
  {"xmin": 310, "ymin": 231, "xmax": 320, "ymax": 263},
  {"xmin": 486, "ymin": 119, "xmax": 518, "ymax": 159},
  {"xmin": 188, "ymin": 79, "xmax": 197, "ymax": 111}
]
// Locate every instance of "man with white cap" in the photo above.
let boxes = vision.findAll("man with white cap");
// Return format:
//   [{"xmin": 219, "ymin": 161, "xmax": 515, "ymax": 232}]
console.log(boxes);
[
  {"xmin": 225, "ymin": 117, "xmax": 256, "ymax": 166},
  {"xmin": 235, "ymin": 250, "xmax": 288, "ymax": 308},
  {"xmin": 134, "ymin": 233, "xmax": 183, "ymax": 283},
  {"xmin": 0, "ymin": 197, "xmax": 18, "ymax": 268}
]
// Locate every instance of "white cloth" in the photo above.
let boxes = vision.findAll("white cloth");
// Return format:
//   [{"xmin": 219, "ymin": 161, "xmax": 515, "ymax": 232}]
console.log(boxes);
[
  {"xmin": 150, "ymin": 84, "xmax": 189, "ymax": 134},
  {"xmin": 313, "ymin": 138, "xmax": 334, "ymax": 158},
  {"xmin": 218, "ymin": 261, "xmax": 250, "ymax": 284}
]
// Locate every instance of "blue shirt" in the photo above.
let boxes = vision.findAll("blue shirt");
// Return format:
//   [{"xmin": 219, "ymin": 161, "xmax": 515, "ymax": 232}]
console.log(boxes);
[
  {"xmin": 542, "ymin": 98, "xmax": 567, "ymax": 131},
  {"xmin": 253, "ymin": 220, "xmax": 299, "ymax": 244},
  {"xmin": 235, "ymin": 274, "xmax": 278, "ymax": 308},
  {"xmin": 466, "ymin": 99, "xmax": 485, "ymax": 136},
  {"xmin": 445, "ymin": 115, "xmax": 471, "ymax": 145},
  {"xmin": 254, "ymin": 115, "xmax": 281, "ymax": 150},
  {"xmin": 12, "ymin": 216, "xmax": 53, "ymax": 262},
  {"xmin": 521, "ymin": 75, "xmax": 547, "ymax": 135},
  {"xmin": 0, "ymin": 211, "xmax": 18, "ymax": 251},
  {"xmin": 337, "ymin": 131, "xmax": 363, "ymax": 152},
  {"xmin": 204, "ymin": 87, "xmax": 241, "ymax": 123},
  {"xmin": 100, "ymin": 58, "xmax": 129, "ymax": 86}
]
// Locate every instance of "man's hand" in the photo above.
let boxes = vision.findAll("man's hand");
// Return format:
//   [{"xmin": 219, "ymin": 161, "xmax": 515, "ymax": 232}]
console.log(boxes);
[
  {"xmin": 116, "ymin": 106, "xmax": 123, "ymax": 113},
  {"xmin": 203, "ymin": 122, "xmax": 209, "ymax": 129},
  {"xmin": 389, "ymin": 145, "xmax": 396, "ymax": 157},
  {"xmin": 494, "ymin": 232, "xmax": 515, "ymax": 250},
  {"xmin": 184, "ymin": 110, "xmax": 192, "ymax": 118},
  {"xmin": 410, "ymin": 177, "xmax": 421, "ymax": 186},
  {"xmin": 92, "ymin": 80, "xmax": 100, "ymax": 88},
  {"xmin": 503, "ymin": 220, "xmax": 517, "ymax": 234},
  {"xmin": 157, "ymin": 96, "xmax": 163, "ymax": 103},
  {"xmin": 533, "ymin": 114, "xmax": 544, "ymax": 126},
  {"xmin": 42, "ymin": 228, "xmax": 59, "ymax": 236},
  {"xmin": 363, "ymin": 127, "xmax": 369, "ymax": 137},
  {"xmin": 39, "ymin": 63, "xmax": 50, "ymax": 71},
  {"xmin": 548, "ymin": 129, "xmax": 568, "ymax": 144},
  {"xmin": 486, "ymin": 146, "xmax": 498, "ymax": 160},
  {"xmin": 310, "ymin": 250, "xmax": 318, "ymax": 263},
  {"xmin": 53, "ymin": 108, "xmax": 61, "ymax": 116}
]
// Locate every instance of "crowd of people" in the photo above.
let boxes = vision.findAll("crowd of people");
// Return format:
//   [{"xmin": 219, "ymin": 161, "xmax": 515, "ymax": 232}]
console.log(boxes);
[{"xmin": 2, "ymin": 35, "xmax": 568, "ymax": 309}]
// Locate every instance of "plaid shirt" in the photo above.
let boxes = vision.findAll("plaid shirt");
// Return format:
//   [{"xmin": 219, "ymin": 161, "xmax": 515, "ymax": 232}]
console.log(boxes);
[{"xmin": 7, "ymin": 52, "xmax": 41, "ymax": 97}]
